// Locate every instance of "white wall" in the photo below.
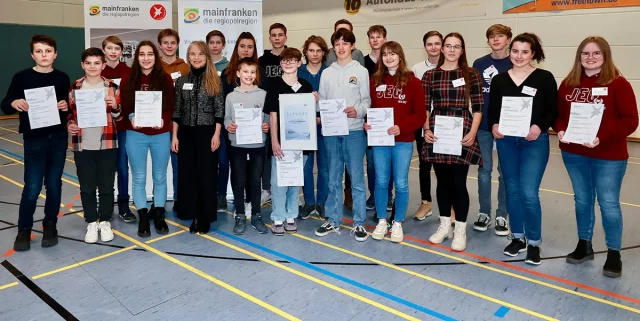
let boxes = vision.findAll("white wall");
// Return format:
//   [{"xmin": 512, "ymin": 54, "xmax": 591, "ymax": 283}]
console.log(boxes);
[{"xmin": 4, "ymin": 0, "xmax": 640, "ymax": 137}]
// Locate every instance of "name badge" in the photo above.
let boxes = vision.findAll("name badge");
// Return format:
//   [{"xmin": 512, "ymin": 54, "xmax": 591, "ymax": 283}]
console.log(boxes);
[
  {"xmin": 376, "ymin": 85, "xmax": 387, "ymax": 92},
  {"xmin": 592, "ymin": 87, "xmax": 608, "ymax": 96},
  {"xmin": 291, "ymin": 82, "xmax": 302, "ymax": 92},
  {"xmin": 217, "ymin": 71, "xmax": 222, "ymax": 76},
  {"xmin": 522, "ymin": 86, "xmax": 537, "ymax": 96},
  {"xmin": 112, "ymin": 78, "xmax": 122, "ymax": 86},
  {"xmin": 171, "ymin": 71, "xmax": 181, "ymax": 80},
  {"xmin": 233, "ymin": 103, "xmax": 243, "ymax": 108},
  {"xmin": 183, "ymin": 83, "xmax": 194, "ymax": 90},
  {"xmin": 452, "ymin": 78, "xmax": 465, "ymax": 88}
]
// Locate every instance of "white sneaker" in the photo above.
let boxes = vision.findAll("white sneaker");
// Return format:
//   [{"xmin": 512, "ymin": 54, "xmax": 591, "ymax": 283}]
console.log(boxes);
[
  {"xmin": 260, "ymin": 190, "xmax": 271, "ymax": 205},
  {"xmin": 245, "ymin": 202, "xmax": 252, "ymax": 219},
  {"xmin": 429, "ymin": 216, "xmax": 453, "ymax": 244},
  {"xmin": 390, "ymin": 221, "xmax": 403, "ymax": 243},
  {"xmin": 371, "ymin": 219, "xmax": 388, "ymax": 240},
  {"xmin": 99, "ymin": 221, "xmax": 114, "ymax": 242},
  {"xmin": 451, "ymin": 221, "xmax": 467, "ymax": 251},
  {"xmin": 85, "ymin": 222, "xmax": 99, "ymax": 243}
]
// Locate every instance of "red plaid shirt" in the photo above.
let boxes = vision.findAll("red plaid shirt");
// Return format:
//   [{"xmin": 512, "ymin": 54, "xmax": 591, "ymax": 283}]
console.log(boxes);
[{"xmin": 67, "ymin": 77, "xmax": 122, "ymax": 151}]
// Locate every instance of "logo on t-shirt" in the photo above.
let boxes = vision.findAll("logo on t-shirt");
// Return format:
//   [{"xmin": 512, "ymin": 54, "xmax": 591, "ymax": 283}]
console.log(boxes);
[
  {"xmin": 348, "ymin": 76, "xmax": 358, "ymax": 85},
  {"xmin": 376, "ymin": 85, "xmax": 407, "ymax": 104},
  {"xmin": 483, "ymin": 65, "xmax": 499, "ymax": 86},
  {"xmin": 266, "ymin": 65, "xmax": 283, "ymax": 78},
  {"xmin": 566, "ymin": 88, "xmax": 603, "ymax": 104}
]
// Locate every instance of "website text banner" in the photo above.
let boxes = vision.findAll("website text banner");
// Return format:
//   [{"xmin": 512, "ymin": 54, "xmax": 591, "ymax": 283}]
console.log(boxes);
[
  {"xmin": 503, "ymin": 0, "xmax": 640, "ymax": 13},
  {"xmin": 84, "ymin": 0, "xmax": 172, "ymax": 50},
  {"xmin": 178, "ymin": 0, "xmax": 263, "ymax": 60},
  {"xmin": 343, "ymin": 0, "xmax": 486, "ymax": 22}
]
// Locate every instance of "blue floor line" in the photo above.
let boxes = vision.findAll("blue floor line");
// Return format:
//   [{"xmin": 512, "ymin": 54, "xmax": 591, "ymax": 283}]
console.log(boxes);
[
  {"xmin": 0, "ymin": 147, "xmax": 79, "ymax": 181},
  {"xmin": 214, "ymin": 229, "xmax": 458, "ymax": 321},
  {"xmin": 494, "ymin": 306, "xmax": 510, "ymax": 318}
]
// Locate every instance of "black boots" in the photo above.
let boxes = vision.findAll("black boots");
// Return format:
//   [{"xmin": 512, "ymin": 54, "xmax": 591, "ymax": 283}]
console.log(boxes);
[
  {"xmin": 603, "ymin": 249, "xmax": 622, "ymax": 278},
  {"xmin": 137, "ymin": 208, "xmax": 151, "ymax": 238},
  {"xmin": 13, "ymin": 228, "xmax": 31, "ymax": 251},
  {"xmin": 566, "ymin": 239, "xmax": 594, "ymax": 264},
  {"xmin": 151, "ymin": 207, "xmax": 169, "ymax": 235},
  {"xmin": 41, "ymin": 221, "xmax": 58, "ymax": 248}
]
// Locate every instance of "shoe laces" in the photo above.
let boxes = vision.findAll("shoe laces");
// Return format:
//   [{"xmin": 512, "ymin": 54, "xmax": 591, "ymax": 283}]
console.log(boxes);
[
  {"xmin": 286, "ymin": 218, "xmax": 295, "ymax": 224},
  {"xmin": 391, "ymin": 221, "xmax": 402, "ymax": 234},
  {"xmin": 476, "ymin": 213, "xmax": 490, "ymax": 223},
  {"xmin": 496, "ymin": 216, "xmax": 508, "ymax": 227},
  {"xmin": 351, "ymin": 225, "xmax": 366, "ymax": 235}
]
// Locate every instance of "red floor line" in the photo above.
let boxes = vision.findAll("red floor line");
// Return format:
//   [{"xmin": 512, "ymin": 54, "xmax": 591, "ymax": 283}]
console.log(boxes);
[
  {"xmin": 341, "ymin": 217, "xmax": 640, "ymax": 305},
  {"xmin": 2, "ymin": 235, "xmax": 36, "ymax": 257}
]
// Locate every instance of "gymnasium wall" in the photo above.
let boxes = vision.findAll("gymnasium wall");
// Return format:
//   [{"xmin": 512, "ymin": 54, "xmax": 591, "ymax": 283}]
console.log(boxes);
[{"xmin": 2, "ymin": 0, "xmax": 640, "ymax": 139}]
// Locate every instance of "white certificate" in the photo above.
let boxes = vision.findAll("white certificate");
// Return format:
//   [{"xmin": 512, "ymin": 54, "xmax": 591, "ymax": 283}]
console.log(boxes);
[
  {"xmin": 319, "ymin": 99, "xmax": 349, "ymax": 136},
  {"xmin": 24, "ymin": 86, "xmax": 61, "ymax": 129},
  {"xmin": 279, "ymin": 93, "xmax": 317, "ymax": 151},
  {"xmin": 74, "ymin": 88, "xmax": 107, "ymax": 129},
  {"xmin": 433, "ymin": 115, "xmax": 463, "ymax": 156},
  {"xmin": 235, "ymin": 107, "xmax": 263, "ymax": 145},
  {"xmin": 562, "ymin": 102, "xmax": 605, "ymax": 144},
  {"xmin": 134, "ymin": 91, "xmax": 162, "ymax": 128},
  {"xmin": 276, "ymin": 150, "xmax": 304, "ymax": 186},
  {"xmin": 367, "ymin": 108, "xmax": 395, "ymax": 146},
  {"xmin": 498, "ymin": 96, "xmax": 533, "ymax": 137}
]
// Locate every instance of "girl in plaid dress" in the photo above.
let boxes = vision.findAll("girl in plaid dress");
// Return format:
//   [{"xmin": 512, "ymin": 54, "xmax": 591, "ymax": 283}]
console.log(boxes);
[{"xmin": 422, "ymin": 32, "xmax": 483, "ymax": 252}]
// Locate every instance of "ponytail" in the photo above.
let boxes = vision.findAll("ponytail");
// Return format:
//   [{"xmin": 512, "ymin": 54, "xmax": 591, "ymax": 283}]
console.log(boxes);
[{"xmin": 511, "ymin": 33, "xmax": 545, "ymax": 63}]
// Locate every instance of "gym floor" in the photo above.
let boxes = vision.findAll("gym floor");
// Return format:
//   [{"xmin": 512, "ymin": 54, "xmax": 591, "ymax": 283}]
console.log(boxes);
[{"xmin": 0, "ymin": 117, "xmax": 638, "ymax": 321}]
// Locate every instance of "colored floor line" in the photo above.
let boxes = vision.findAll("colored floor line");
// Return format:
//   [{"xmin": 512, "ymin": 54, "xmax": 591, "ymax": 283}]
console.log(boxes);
[
  {"xmin": 494, "ymin": 306, "xmax": 510, "ymax": 318},
  {"xmin": 164, "ymin": 219, "xmax": 429, "ymax": 321},
  {"xmin": 0, "ymin": 149, "xmax": 79, "ymax": 184},
  {"xmin": 337, "ymin": 217, "xmax": 640, "ymax": 313},
  {"xmin": 0, "ymin": 137, "xmax": 75, "ymax": 163}
]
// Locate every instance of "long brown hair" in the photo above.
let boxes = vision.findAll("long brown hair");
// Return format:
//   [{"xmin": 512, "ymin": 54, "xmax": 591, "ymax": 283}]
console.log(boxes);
[
  {"xmin": 438, "ymin": 33, "xmax": 472, "ymax": 107},
  {"xmin": 187, "ymin": 41, "xmax": 221, "ymax": 96},
  {"xmin": 224, "ymin": 32, "xmax": 259, "ymax": 86},
  {"xmin": 562, "ymin": 36, "xmax": 621, "ymax": 87},
  {"xmin": 123, "ymin": 40, "xmax": 169, "ymax": 103},
  {"xmin": 302, "ymin": 35, "xmax": 329, "ymax": 63},
  {"xmin": 372, "ymin": 41, "xmax": 411, "ymax": 89}
]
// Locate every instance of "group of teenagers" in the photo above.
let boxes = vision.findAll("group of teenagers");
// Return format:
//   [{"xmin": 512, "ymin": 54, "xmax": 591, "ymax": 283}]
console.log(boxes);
[{"xmin": 2, "ymin": 18, "xmax": 636, "ymax": 278}]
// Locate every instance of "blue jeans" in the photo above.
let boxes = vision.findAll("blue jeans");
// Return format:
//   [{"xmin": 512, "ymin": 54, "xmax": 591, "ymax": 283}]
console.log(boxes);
[
  {"xmin": 18, "ymin": 131, "xmax": 68, "ymax": 229},
  {"xmin": 270, "ymin": 155, "xmax": 307, "ymax": 221},
  {"xmin": 366, "ymin": 147, "xmax": 393, "ymax": 198},
  {"xmin": 126, "ymin": 131, "xmax": 171, "ymax": 210},
  {"xmin": 116, "ymin": 131, "xmax": 130, "ymax": 202},
  {"xmin": 324, "ymin": 130, "xmax": 367, "ymax": 227},
  {"xmin": 477, "ymin": 130, "xmax": 507, "ymax": 218},
  {"xmin": 218, "ymin": 128, "xmax": 230, "ymax": 197},
  {"xmin": 303, "ymin": 125, "xmax": 328, "ymax": 205},
  {"xmin": 561, "ymin": 151, "xmax": 626, "ymax": 250},
  {"xmin": 496, "ymin": 133, "xmax": 549, "ymax": 246},
  {"xmin": 372, "ymin": 142, "xmax": 413, "ymax": 222}
]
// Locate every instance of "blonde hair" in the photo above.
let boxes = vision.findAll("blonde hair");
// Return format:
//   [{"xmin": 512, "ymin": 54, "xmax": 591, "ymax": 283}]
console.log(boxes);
[{"xmin": 187, "ymin": 41, "xmax": 221, "ymax": 96}]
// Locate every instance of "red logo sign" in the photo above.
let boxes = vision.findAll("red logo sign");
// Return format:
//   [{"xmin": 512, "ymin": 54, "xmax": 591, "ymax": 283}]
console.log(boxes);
[{"xmin": 150, "ymin": 4, "xmax": 166, "ymax": 20}]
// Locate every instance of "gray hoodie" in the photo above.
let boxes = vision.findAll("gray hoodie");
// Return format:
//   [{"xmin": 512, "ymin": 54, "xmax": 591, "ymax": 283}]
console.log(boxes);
[
  {"xmin": 224, "ymin": 86, "xmax": 269, "ymax": 148},
  {"xmin": 318, "ymin": 60, "xmax": 370, "ymax": 131}
]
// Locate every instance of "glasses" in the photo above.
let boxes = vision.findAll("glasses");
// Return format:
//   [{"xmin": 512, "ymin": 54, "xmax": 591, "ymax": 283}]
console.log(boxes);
[
  {"xmin": 581, "ymin": 51, "xmax": 602, "ymax": 58},
  {"xmin": 444, "ymin": 44, "xmax": 462, "ymax": 51},
  {"xmin": 281, "ymin": 59, "xmax": 299, "ymax": 65}
]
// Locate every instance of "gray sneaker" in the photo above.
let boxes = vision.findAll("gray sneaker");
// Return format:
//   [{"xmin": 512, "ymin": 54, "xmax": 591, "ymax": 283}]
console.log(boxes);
[
  {"xmin": 251, "ymin": 215, "xmax": 268, "ymax": 234},
  {"xmin": 233, "ymin": 215, "xmax": 246, "ymax": 235},
  {"xmin": 284, "ymin": 218, "xmax": 297, "ymax": 233},
  {"xmin": 298, "ymin": 204, "xmax": 314, "ymax": 220},
  {"xmin": 271, "ymin": 222, "xmax": 285, "ymax": 236}
]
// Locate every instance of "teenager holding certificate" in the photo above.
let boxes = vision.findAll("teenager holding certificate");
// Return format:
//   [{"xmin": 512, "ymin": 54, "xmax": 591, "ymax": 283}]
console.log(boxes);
[
  {"xmin": 67, "ymin": 48, "xmax": 121, "ymax": 243},
  {"xmin": 121, "ymin": 40, "xmax": 174, "ymax": 238},
  {"xmin": 366, "ymin": 41, "xmax": 426, "ymax": 243},
  {"xmin": 488, "ymin": 33, "xmax": 558, "ymax": 265},
  {"xmin": 422, "ymin": 33, "xmax": 483, "ymax": 252},
  {"xmin": 554, "ymin": 37, "xmax": 638, "ymax": 277},
  {"xmin": 172, "ymin": 41, "xmax": 224, "ymax": 234}
]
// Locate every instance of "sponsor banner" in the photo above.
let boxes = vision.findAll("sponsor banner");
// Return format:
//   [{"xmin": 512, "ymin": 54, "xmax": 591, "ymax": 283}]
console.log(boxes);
[
  {"xmin": 84, "ymin": 0, "xmax": 172, "ymax": 65},
  {"xmin": 504, "ymin": 0, "xmax": 640, "ymax": 13},
  {"xmin": 178, "ymin": 0, "xmax": 263, "ymax": 60},
  {"xmin": 343, "ymin": 0, "xmax": 486, "ymax": 21}
]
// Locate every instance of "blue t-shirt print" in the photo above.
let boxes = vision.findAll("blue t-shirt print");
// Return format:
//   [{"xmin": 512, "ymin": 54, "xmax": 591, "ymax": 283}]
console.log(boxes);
[{"xmin": 473, "ymin": 54, "xmax": 512, "ymax": 131}]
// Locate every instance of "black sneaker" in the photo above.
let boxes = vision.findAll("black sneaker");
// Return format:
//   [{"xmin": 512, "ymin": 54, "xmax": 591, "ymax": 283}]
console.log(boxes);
[
  {"xmin": 152, "ymin": 207, "xmax": 169, "ymax": 235},
  {"xmin": 137, "ymin": 208, "xmax": 151, "ymax": 238},
  {"xmin": 13, "ymin": 228, "xmax": 31, "ymax": 251},
  {"xmin": 603, "ymin": 249, "xmax": 622, "ymax": 278},
  {"xmin": 316, "ymin": 204, "xmax": 326, "ymax": 219},
  {"xmin": 503, "ymin": 237, "xmax": 527, "ymax": 257},
  {"xmin": 298, "ymin": 204, "xmax": 314, "ymax": 220},
  {"xmin": 217, "ymin": 195, "xmax": 227, "ymax": 212},
  {"xmin": 494, "ymin": 217, "xmax": 509, "ymax": 236},
  {"xmin": 41, "ymin": 221, "xmax": 58, "ymax": 248},
  {"xmin": 386, "ymin": 197, "xmax": 394, "ymax": 212},
  {"xmin": 118, "ymin": 201, "xmax": 137, "ymax": 223},
  {"xmin": 366, "ymin": 195, "xmax": 375, "ymax": 210},
  {"xmin": 352, "ymin": 225, "xmax": 368, "ymax": 242},
  {"xmin": 315, "ymin": 222, "xmax": 339, "ymax": 237},
  {"xmin": 233, "ymin": 215, "xmax": 247, "ymax": 235},
  {"xmin": 566, "ymin": 239, "xmax": 594, "ymax": 264},
  {"xmin": 251, "ymin": 215, "xmax": 268, "ymax": 234},
  {"xmin": 473, "ymin": 213, "xmax": 490, "ymax": 232},
  {"xmin": 525, "ymin": 245, "xmax": 541, "ymax": 265}
]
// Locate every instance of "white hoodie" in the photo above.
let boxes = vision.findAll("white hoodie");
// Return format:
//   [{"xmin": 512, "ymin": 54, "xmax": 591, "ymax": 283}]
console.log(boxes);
[{"xmin": 318, "ymin": 60, "xmax": 370, "ymax": 131}]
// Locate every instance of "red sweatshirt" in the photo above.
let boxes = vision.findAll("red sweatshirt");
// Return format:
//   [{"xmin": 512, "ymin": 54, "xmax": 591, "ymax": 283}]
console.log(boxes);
[
  {"xmin": 121, "ymin": 73, "xmax": 174, "ymax": 136},
  {"xmin": 101, "ymin": 62, "xmax": 132, "ymax": 131},
  {"xmin": 369, "ymin": 73, "xmax": 426, "ymax": 142},
  {"xmin": 554, "ymin": 73, "xmax": 638, "ymax": 160}
]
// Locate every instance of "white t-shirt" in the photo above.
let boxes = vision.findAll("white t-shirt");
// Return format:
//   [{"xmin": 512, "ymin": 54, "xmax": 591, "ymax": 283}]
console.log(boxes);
[{"xmin": 411, "ymin": 60, "xmax": 437, "ymax": 81}]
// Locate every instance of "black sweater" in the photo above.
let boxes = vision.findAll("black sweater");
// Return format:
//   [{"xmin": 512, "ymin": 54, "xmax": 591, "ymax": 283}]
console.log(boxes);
[
  {"xmin": 1, "ymin": 68, "xmax": 71, "ymax": 139},
  {"xmin": 488, "ymin": 68, "xmax": 558, "ymax": 132}
]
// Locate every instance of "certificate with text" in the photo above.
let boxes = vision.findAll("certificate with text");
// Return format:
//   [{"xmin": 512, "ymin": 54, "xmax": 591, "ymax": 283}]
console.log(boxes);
[
  {"xmin": 235, "ymin": 107, "xmax": 263, "ymax": 145},
  {"xmin": 319, "ymin": 99, "xmax": 349, "ymax": 136},
  {"xmin": 498, "ymin": 96, "xmax": 533, "ymax": 137},
  {"xmin": 75, "ymin": 88, "xmax": 107, "ymax": 129},
  {"xmin": 367, "ymin": 108, "xmax": 395, "ymax": 146},
  {"xmin": 562, "ymin": 102, "xmax": 605, "ymax": 145},
  {"xmin": 279, "ymin": 93, "xmax": 317, "ymax": 151},
  {"xmin": 276, "ymin": 150, "xmax": 304, "ymax": 186},
  {"xmin": 134, "ymin": 91, "xmax": 162, "ymax": 128},
  {"xmin": 433, "ymin": 115, "xmax": 463, "ymax": 156},
  {"xmin": 24, "ymin": 86, "xmax": 61, "ymax": 129}
]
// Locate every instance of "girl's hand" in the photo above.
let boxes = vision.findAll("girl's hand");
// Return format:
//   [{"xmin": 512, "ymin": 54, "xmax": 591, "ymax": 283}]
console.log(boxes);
[
  {"xmin": 171, "ymin": 137, "xmax": 179, "ymax": 153},
  {"xmin": 363, "ymin": 123, "xmax": 371, "ymax": 131},
  {"xmin": 424, "ymin": 128, "xmax": 437, "ymax": 143},
  {"xmin": 387, "ymin": 125, "xmax": 400, "ymax": 136},
  {"xmin": 558, "ymin": 131, "xmax": 569, "ymax": 144},
  {"xmin": 152, "ymin": 119, "xmax": 164, "ymax": 130},
  {"xmin": 272, "ymin": 141, "xmax": 284, "ymax": 159},
  {"xmin": 211, "ymin": 134, "xmax": 220, "ymax": 152},
  {"xmin": 525, "ymin": 124, "xmax": 541, "ymax": 141},
  {"xmin": 461, "ymin": 131, "xmax": 476, "ymax": 147},
  {"xmin": 492, "ymin": 124, "xmax": 504, "ymax": 139},
  {"xmin": 583, "ymin": 137, "xmax": 600, "ymax": 148}
]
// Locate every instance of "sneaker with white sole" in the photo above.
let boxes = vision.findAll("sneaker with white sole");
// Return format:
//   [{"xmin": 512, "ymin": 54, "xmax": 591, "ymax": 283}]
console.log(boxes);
[
  {"xmin": 451, "ymin": 221, "xmax": 467, "ymax": 251},
  {"xmin": 99, "ymin": 221, "xmax": 114, "ymax": 242},
  {"xmin": 85, "ymin": 222, "xmax": 99, "ymax": 244},
  {"xmin": 284, "ymin": 218, "xmax": 297, "ymax": 233},
  {"xmin": 429, "ymin": 216, "xmax": 453, "ymax": 244},
  {"xmin": 315, "ymin": 222, "xmax": 339, "ymax": 236},
  {"xmin": 494, "ymin": 217, "xmax": 510, "ymax": 236},
  {"xmin": 413, "ymin": 201, "xmax": 432, "ymax": 221},
  {"xmin": 371, "ymin": 219, "xmax": 388, "ymax": 241},
  {"xmin": 390, "ymin": 221, "xmax": 403, "ymax": 243},
  {"xmin": 473, "ymin": 213, "xmax": 490, "ymax": 232},
  {"xmin": 352, "ymin": 225, "xmax": 368, "ymax": 241}
]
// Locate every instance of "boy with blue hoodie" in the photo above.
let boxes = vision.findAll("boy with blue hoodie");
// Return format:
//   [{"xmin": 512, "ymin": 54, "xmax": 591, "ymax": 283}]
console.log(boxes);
[
  {"xmin": 315, "ymin": 29, "xmax": 371, "ymax": 241},
  {"xmin": 206, "ymin": 30, "xmax": 229, "ymax": 74}
]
